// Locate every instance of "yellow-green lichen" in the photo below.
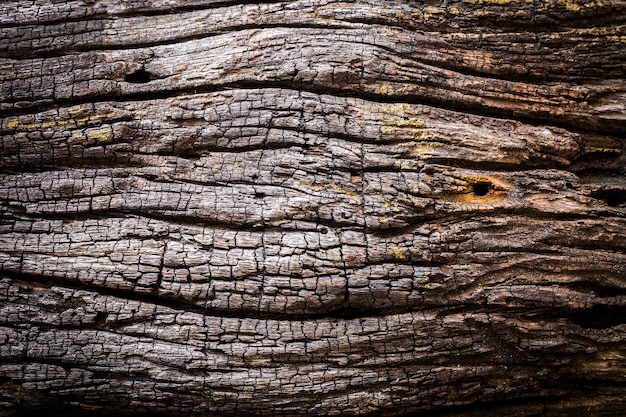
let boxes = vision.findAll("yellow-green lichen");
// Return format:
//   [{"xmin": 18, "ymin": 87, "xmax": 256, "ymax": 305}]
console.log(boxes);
[
  {"xmin": 86, "ymin": 127, "xmax": 112, "ymax": 142},
  {"xmin": 395, "ymin": 11, "xmax": 408, "ymax": 20},
  {"xmin": 464, "ymin": 0, "xmax": 517, "ymax": 5},
  {"xmin": 423, "ymin": 6, "xmax": 445, "ymax": 19},
  {"xmin": 312, "ymin": 1, "xmax": 349, "ymax": 18},
  {"xmin": 378, "ymin": 102, "xmax": 429, "ymax": 140},
  {"xmin": 402, "ymin": 141, "xmax": 438, "ymax": 157},
  {"xmin": 301, "ymin": 181, "xmax": 361, "ymax": 201},
  {"xmin": 388, "ymin": 244, "xmax": 406, "ymax": 260},
  {"xmin": 353, "ymin": 398, "xmax": 380, "ymax": 415},
  {"xmin": 375, "ymin": 85, "xmax": 395, "ymax": 96},
  {"xmin": 383, "ymin": 201, "xmax": 399, "ymax": 210},
  {"xmin": 5, "ymin": 110, "xmax": 116, "ymax": 131}
]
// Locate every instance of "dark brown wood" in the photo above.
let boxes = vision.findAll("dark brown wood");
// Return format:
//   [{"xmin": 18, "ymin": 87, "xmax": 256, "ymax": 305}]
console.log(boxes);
[{"xmin": 1, "ymin": 1, "xmax": 625, "ymax": 416}]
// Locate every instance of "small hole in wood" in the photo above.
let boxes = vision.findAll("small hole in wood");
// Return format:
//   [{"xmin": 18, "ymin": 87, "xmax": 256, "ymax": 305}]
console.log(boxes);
[
  {"xmin": 567, "ymin": 305, "xmax": 626, "ymax": 329},
  {"xmin": 472, "ymin": 181, "xmax": 492, "ymax": 197},
  {"xmin": 94, "ymin": 312, "xmax": 108, "ymax": 326},
  {"xmin": 320, "ymin": 227, "xmax": 328, "ymax": 234},
  {"xmin": 604, "ymin": 190, "xmax": 623, "ymax": 207},
  {"xmin": 125, "ymin": 68, "xmax": 151, "ymax": 83},
  {"xmin": 592, "ymin": 189, "xmax": 625, "ymax": 207},
  {"xmin": 254, "ymin": 192, "xmax": 266, "ymax": 199},
  {"xmin": 566, "ymin": 182, "xmax": 574, "ymax": 189}
]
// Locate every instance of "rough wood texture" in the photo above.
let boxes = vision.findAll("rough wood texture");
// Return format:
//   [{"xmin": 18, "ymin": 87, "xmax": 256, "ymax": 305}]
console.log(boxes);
[{"xmin": 1, "ymin": 1, "xmax": 625, "ymax": 416}]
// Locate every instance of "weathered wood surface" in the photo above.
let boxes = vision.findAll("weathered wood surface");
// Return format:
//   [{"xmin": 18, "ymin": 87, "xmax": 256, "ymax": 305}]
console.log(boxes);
[{"xmin": 1, "ymin": 0, "xmax": 625, "ymax": 416}]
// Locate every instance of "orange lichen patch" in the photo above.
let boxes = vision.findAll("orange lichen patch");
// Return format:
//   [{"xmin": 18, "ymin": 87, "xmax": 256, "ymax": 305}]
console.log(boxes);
[{"xmin": 452, "ymin": 176, "xmax": 511, "ymax": 204}]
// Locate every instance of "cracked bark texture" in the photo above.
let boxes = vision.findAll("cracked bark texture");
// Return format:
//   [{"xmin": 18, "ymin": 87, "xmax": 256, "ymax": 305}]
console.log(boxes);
[{"xmin": 1, "ymin": 0, "xmax": 625, "ymax": 416}]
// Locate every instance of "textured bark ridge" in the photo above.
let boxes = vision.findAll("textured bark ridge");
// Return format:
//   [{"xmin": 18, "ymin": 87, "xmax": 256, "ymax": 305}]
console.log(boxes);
[{"xmin": 1, "ymin": 1, "xmax": 626, "ymax": 416}]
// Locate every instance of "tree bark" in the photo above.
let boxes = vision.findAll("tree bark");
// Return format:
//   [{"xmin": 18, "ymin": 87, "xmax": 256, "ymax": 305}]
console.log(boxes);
[{"xmin": 1, "ymin": 1, "xmax": 625, "ymax": 416}]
